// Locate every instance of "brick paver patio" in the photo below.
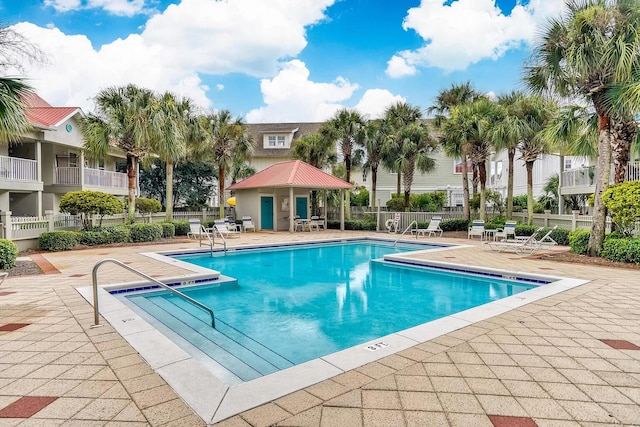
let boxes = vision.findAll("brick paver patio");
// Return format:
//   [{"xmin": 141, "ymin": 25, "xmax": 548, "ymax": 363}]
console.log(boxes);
[{"xmin": 1, "ymin": 231, "xmax": 639, "ymax": 426}]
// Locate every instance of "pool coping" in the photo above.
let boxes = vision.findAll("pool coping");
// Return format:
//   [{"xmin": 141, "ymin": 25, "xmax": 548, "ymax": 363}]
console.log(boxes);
[{"xmin": 75, "ymin": 237, "xmax": 589, "ymax": 424}]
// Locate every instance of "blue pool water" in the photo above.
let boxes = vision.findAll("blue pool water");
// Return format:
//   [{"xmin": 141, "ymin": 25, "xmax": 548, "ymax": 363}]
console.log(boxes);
[{"xmin": 125, "ymin": 240, "xmax": 537, "ymax": 381}]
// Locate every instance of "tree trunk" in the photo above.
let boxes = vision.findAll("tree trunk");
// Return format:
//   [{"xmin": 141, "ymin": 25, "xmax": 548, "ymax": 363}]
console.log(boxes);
[
  {"xmin": 126, "ymin": 155, "xmax": 137, "ymax": 223},
  {"xmin": 371, "ymin": 165, "xmax": 378, "ymax": 210},
  {"xmin": 461, "ymin": 150, "xmax": 470, "ymax": 221},
  {"xmin": 478, "ymin": 161, "xmax": 487, "ymax": 221},
  {"xmin": 345, "ymin": 156, "xmax": 351, "ymax": 219},
  {"xmin": 507, "ymin": 148, "xmax": 515, "ymax": 219},
  {"xmin": 526, "ymin": 161, "xmax": 534, "ymax": 225},
  {"xmin": 403, "ymin": 159, "xmax": 415, "ymax": 210},
  {"xmin": 610, "ymin": 118, "xmax": 635, "ymax": 184},
  {"xmin": 587, "ymin": 115, "xmax": 612, "ymax": 256},
  {"xmin": 472, "ymin": 163, "xmax": 479, "ymax": 197},
  {"xmin": 218, "ymin": 163, "xmax": 226, "ymax": 219},
  {"xmin": 165, "ymin": 159, "xmax": 174, "ymax": 222},
  {"xmin": 396, "ymin": 172, "xmax": 401, "ymax": 198}
]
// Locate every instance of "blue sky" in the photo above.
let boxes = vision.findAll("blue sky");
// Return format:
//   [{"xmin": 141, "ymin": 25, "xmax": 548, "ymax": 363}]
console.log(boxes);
[{"xmin": 2, "ymin": 0, "xmax": 566, "ymax": 122}]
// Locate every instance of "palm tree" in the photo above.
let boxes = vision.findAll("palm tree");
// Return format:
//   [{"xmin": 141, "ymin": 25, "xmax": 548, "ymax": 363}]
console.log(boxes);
[
  {"xmin": 361, "ymin": 120, "xmax": 388, "ymax": 210},
  {"xmin": 383, "ymin": 102, "xmax": 423, "ymax": 199},
  {"xmin": 321, "ymin": 108, "xmax": 365, "ymax": 218},
  {"xmin": 394, "ymin": 122, "xmax": 437, "ymax": 208},
  {"xmin": 80, "ymin": 84, "xmax": 158, "ymax": 222},
  {"xmin": 429, "ymin": 82, "xmax": 482, "ymax": 220},
  {"xmin": 153, "ymin": 92, "xmax": 197, "ymax": 221},
  {"xmin": 525, "ymin": 0, "xmax": 640, "ymax": 256},
  {"xmin": 0, "ymin": 77, "xmax": 32, "ymax": 143},
  {"xmin": 199, "ymin": 110, "xmax": 253, "ymax": 218},
  {"xmin": 291, "ymin": 131, "xmax": 337, "ymax": 214}
]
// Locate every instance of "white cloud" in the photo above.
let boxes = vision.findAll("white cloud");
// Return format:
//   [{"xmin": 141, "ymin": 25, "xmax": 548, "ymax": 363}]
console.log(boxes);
[
  {"xmin": 11, "ymin": 0, "xmax": 336, "ymax": 111},
  {"xmin": 246, "ymin": 60, "xmax": 359, "ymax": 123},
  {"xmin": 353, "ymin": 89, "xmax": 406, "ymax": 120},
  {"xmin": 386, "ymin": 0, "xmax": 566, "ymax": 74},
  {"xmin": 385, "ymin": 55, "xmax": 417, "ymax": 78},
  {"xmin": 44, "ymin": 0, "xmax": 147, "ymax": 16},
  {"xmin": 216, "ymin": 84, "xmax": 224, "ymax": 91},
  {"xmin": 44, "ymin": 0, "xmax": 81, "ymax": 12}
]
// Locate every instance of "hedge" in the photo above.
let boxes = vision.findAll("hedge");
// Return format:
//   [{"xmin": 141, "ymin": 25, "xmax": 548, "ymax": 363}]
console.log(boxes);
[
  {"xmin": 0, "ymin": 239, "xmax": 18, "ymax": 269},
  {"xmin": 129, "ymin": 223, "xmax": 163, "ymax": 243},
  {"xmin": 172, "ymin": 220, "xmax": 190, "ymax": 236},
  {"xmin": 78, "ymin": 226, "xmax": 131, "ymax": 246},
  {"xmin": 440, "ymin": 219, "xmax": 469, "ymax": 232},
  {"xmin": 327, "ymin": 219, "xmax": 376, "ymax": 230},
  {"xmin": 39, "ymin": 231, "xmax": 79, "ymax": 251},
  {"xmin": 600, "ymin": 238, "xmax": 640, "ymax": 264},
  {"xmin": 161, "ymin": 222, "xmax": 176, "ymax": 238},
  {"xmin": 569, "ymin": 229, "xmax": 590, "ymax": 254}
]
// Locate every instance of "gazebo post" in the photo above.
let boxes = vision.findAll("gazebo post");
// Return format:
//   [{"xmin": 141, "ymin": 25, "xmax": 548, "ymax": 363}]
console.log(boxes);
[
  {"xmin": 289, "ymin": 186, "xmax": 294, "ymax": 233},
  {"xmin": 340, "ymin": 189, "xmax": 345, "ymax": 231},
  {"xmin": 323, "ymin": 190, "xmax": 328, "ymax": 229}
]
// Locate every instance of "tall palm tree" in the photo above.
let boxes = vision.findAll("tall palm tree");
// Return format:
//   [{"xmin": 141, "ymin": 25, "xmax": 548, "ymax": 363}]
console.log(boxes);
[
  {"xmin": 429, "ymin": 82, "xmax": 482, "ymax": 220},
  {"xmin": 291, "ymin": 131, "xmax": 337, "ymax": 214},
  {"xmin": 491, "ymin": 91, "xmax": 523, "ymax": 218},
  {"xmin": 80, "ymin": 84, "xmax": 158, "ymax": 222},
  {"xmin": 383, "ymin": 102, "xmax": 423, "ymax": 199},
  {"xmin": 394, "ymin": 122, "xmax": 437, "ymax": 208},
  {"xmin": 362, "ymin": 120, "xmax": 388, "ymax": 210},
  {"xmin": 321, "ymin": 108, "xmax": 365, "ymax": 218},
  {"xmin": 198, "ymin": 110, "xmax": 253, "ymax": 218},
  {"xmin": 525, "ymin": 0, "xmax": 640, "ymax": 256},
  {"xmin": 0, "ymin": 77, "xmax": 32, "ymax": 143},
  {"xmin": 153, "ymin": 92, "xmax": 198, "ymax": 221}
]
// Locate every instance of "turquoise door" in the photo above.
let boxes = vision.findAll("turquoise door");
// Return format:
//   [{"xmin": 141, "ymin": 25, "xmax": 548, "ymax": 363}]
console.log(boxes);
[
  {"xmin": 295, "ymin": 197, "xmax": 308, "ymax": 219},
  {"xmin": 260, "ymin": 196, "xmax": 273, "ymax": 230}
]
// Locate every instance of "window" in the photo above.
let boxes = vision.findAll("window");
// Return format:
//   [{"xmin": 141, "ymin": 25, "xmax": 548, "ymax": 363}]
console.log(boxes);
[
  {"xmin": 266, "ymin": 135, "xmax": 287, "ymax": 148},
  {"xmin": 453, "ymin": 158, "xmax": 473, "ymax": 174},
  {"xmin": 564, "ymin": 158, "xmax": 572, "ymax": 170}
]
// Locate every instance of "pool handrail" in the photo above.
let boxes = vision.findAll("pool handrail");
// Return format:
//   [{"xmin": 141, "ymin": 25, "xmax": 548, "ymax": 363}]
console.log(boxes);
[
  {"xmin": 91, "ymin": 258, "xmax": 216, "ymax": 328},
  {"xmin": 393, "ymin": 220, "xmax": 418, "ymax": 246}
]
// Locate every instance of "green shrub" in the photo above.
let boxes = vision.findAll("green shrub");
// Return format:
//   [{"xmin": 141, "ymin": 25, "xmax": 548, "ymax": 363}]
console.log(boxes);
[
  {"xmin": 39, "ymin": 231, "xmax": 79, "ymax": 251},
  {"xmin": 569, "ymin": 229, "xmax": 590, "ymax": 254},
  {"xmin": 601, "ymin": 181, "xmax": 640, "ymax": 236},
  {"xmin": 514, "ymin": 224, "xmax": 538, "ymax": 236},
  {"xmin": 203, "ymin": 219, "xmax": 218, "ymax": 229},
  {"xmin": 161, "ymin": 222, "xmax": 175, "ymax": 238},
  {"xmin": 544, "ymin": 226, "xmax": 570, "ymax": 246},
  {"xmin": 327, "ymin": 220, "xmax": 376, "ymax": 230},
  {"xmin": 0, "ymin": 239, "xmax": 18, "ymax": 269},
  {"xmin": 485, "ymin": 217, "xmax": 506, "ymax": 230},
  {"xmin": 129, "ymin": 223, "xmax": 163, "ymax": 242},
  {"xmin": 135, "ymin": 197, "xmax": 162, "ymax": 215},
  {"xmin": 78, "ymin": 231, "xmax": 110, "ymax": 246},
  {"xmin": 59, "ymin": 190, "xmax": 124, "ymax": 230},
  {"xmin": 440, "ymin": 218, "xmax": 469, "ymax": 232},
  {"xmin": 102, "ymin": 226, "xmax": 131, "ymax": 243},
  {"xmin": 172, "ymin": 220, "xmax": 190, "ymax": 236},
  {"xmin": 385, "ymin": 196, "xmax": 405, "ymax": 211},
  {"xmin": 600, "ymin": 238, "xmax": 640, "ymax": 264}
]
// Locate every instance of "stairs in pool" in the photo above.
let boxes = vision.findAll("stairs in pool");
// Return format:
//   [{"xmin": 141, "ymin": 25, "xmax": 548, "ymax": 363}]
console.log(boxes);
[{"xmin": 128, "ymin": 294, "xmax": 294, "ymax": 382}]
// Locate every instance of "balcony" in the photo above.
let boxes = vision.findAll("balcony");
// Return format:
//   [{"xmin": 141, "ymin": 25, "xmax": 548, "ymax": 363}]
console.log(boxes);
[
  {"xmin": 0, "ymin": 155, "xmax": 38, "ymax": 182},
  {"xmin": 561, "ymin": 161, "xmax": 640, "ymax": 191},
  {"xmin": 55, "ymin": 167, "xmax": 128, "ymax": 190}
]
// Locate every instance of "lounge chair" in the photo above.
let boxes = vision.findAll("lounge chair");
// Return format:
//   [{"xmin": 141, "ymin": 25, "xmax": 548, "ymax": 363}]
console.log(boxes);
[
  {"xmin": 187, "ymin": 219, "xmax": 213, "ymax": 242},
  {"xmin": 415, "ymin": 216, "xmax": 443, "ymax": 238},
  {"xmin": 494, "ymin": 221, "xmax": 517, "ymax": 241},
  {"xmin": 214, "ymin": 219, "xmax": 241, "ymax": 238},
  {"xmin": 242, "ymin": 216, "xmax": 255, "ymax": 232},
  {"xmin": 482, "ymin": 228, "xmax": 543, "ymax": 254},
  {"xmin": 468, "ymin": 220, "xmax": 485, "ymax": 239},
  {"xmin": 0, "ymin": 272, "xmax": 7, "ymax": 286}
]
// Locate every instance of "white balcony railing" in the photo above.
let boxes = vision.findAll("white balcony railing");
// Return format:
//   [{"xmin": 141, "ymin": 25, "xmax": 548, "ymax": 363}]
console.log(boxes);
[
  {"xmin": 0, "ymin": 155, "xmax": 38, "ymax": 182},
  {"xmin": 55, "ymin": 167, "xmax": 127, "ymax": 189},
  {"xmin": 562, "ymin": 161, "xmax": 640, "ymax": 188},
  {"xmin": 84, "ymin": 168, "xmax": 128, "ymax": 189}
]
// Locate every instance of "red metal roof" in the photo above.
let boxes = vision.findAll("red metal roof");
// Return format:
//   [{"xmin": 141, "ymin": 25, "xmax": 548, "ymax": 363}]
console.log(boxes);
[
  {"xmin": 228, "ymin": 160, "xmax": 353, "ymax": 190},
  {"xmin": 22, "ymin": 93, "xmax": 82, "ymax": 128}
]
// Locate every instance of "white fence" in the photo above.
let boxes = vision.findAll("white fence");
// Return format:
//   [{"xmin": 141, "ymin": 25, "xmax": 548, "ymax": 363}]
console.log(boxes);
[{"xmin": 0, "ymin": 155, "xmax": 38, "ymax": 181}]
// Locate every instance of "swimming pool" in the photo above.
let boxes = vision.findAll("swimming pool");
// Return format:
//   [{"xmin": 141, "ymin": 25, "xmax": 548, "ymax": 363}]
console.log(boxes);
[{"xmin": 122, "ymin": 240, "xmax": 537, "ymax": 382}]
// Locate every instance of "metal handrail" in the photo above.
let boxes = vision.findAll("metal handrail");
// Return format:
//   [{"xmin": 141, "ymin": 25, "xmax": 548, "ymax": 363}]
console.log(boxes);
[
  {"xmin": 394, "ymin": 220, "xmax": 418, "ymax": 246},
  {"xmin": 91, "ymin": 258, "xmax": 215, "ymax": 328},
  {"xmin": 198, "ymin": 226, "xmax": 216, "ymax": 256}
]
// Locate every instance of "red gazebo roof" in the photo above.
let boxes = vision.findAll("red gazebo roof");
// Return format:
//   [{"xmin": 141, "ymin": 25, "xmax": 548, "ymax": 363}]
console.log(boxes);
[{"xmin": 228, "ymin": 160, "xmax": 352, "ymax": 190}]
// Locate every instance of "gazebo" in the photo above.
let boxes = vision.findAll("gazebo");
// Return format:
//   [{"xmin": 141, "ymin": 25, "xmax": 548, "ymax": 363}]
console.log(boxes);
[{"xmin": 227, "ymin": 160, "xmax": 353, "ymax": 232}]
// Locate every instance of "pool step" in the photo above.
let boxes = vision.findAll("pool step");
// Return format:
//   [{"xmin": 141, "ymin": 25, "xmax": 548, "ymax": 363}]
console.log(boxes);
[{"xmin": 129, "ymin": 295, "xmax": 292, "ymax": 381}]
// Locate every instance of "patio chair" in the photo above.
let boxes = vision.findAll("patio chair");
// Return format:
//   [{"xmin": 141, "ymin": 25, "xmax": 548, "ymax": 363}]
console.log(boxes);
[
  {"xmin": 385, "ymin": 213, "xmax": 401, "ymax": 233},
  {"xmin": 482, "ymin": 230, "xmax": 541, "ymax": 254},
  {"xmin": 187, "ymin": 219, "xmax": 212, "ymax": 242},
  {"xmin": 415, "ymin": 216, "xmax": 443, "ymax": 238},
  {"xmin": 308, "ymin": 215, "xmax": 323, "ymax": 231},
  {"xmin": 294, "ymin": 215, "xmax": 306, "ymax": 232},
  {"xmin": 242, "ymin": 216, "xmax": 255, "ymax": 232},
  {"xmin": 494, "ymin": 221, "xmax": 517, "ymax": 241},
  {"xmin": 213, "ymin": 219, "xmax": 241, "ymax": 238},
  {"xmin": 468, "ymin": 220, "xmax": 485, "ymax": 239},
  {"xmin": 0, "ymin": 272, "xmax": 7, "ymax": 286}
]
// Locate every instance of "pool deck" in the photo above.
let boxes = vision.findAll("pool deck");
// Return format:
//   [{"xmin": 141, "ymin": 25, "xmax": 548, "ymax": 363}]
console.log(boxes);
[{"xmin": 1, "ymin": 231, "xmax": 639, "ymax": 426}]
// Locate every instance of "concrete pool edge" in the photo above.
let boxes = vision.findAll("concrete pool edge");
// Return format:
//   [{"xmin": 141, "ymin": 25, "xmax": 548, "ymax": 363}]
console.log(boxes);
[{"xmin": 75, "ymin": 240, "xmax": 589, "ymax": 424}]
